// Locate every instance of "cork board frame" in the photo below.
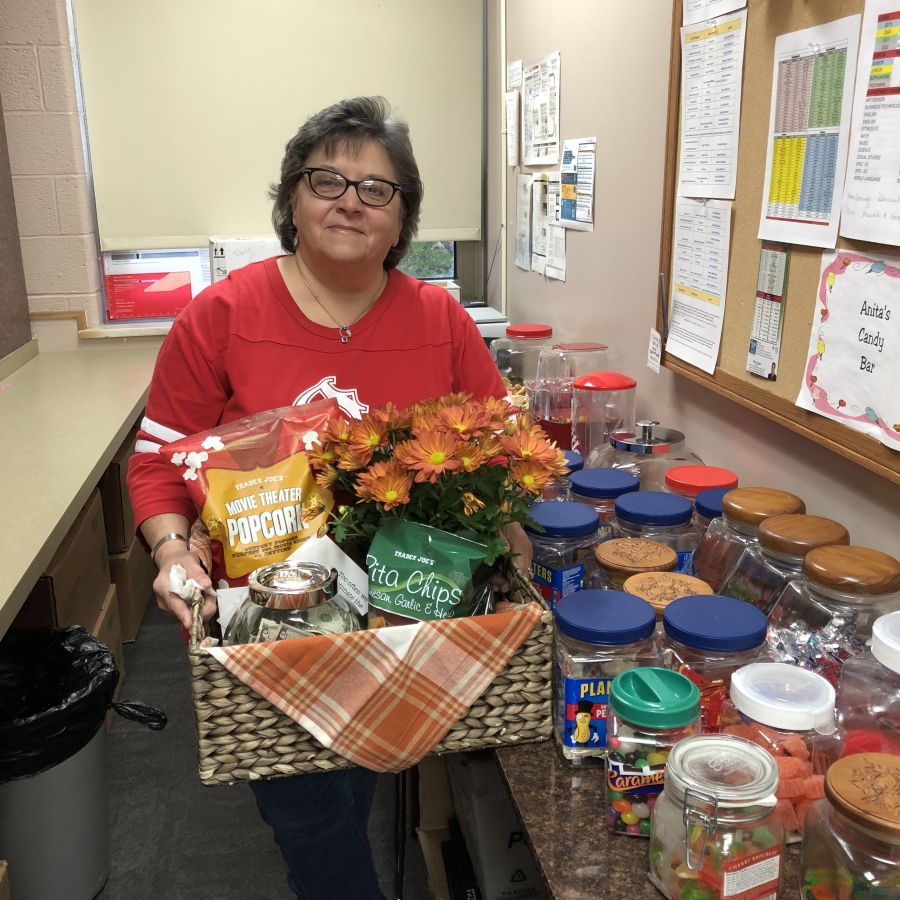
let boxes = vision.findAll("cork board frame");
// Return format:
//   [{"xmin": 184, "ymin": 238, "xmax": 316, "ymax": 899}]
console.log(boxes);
[{"xmin": 657, "ymin": 0, "xmax": 900, "ymax": 486}]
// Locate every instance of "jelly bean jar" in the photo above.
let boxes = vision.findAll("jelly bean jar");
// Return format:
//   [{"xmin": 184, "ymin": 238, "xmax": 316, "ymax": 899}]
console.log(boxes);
[
  {"xmin": 554, "ymin": 590, "xmax": 657, "ymax": 766},
  {"xmin": 692, "ymin": 488, "xmax": 806, "ymax": 592},
  {"xmin": 490, "ymin": 323, "xmax": 553, "ymax": 388},
  {"xmin": 542, "ymin": 449, "xmax": 583, "ymax": 501},
  {"xmin": 649, "ymin": 734, "xmax": 783, "ymax": 900},
  {"xmin": 614, "ymin": 491, "xmax": 698, "ymax": 574},
  {"xmin": 800, "ymin": 753, "xmax": 900, "ymax": 900},
  {"xmin": 660, "ymin": 595, "xmax": 770, "ymax": 733},
  {"xmin": 836, "ymin": 611, "xmax": 900, "ymax": 758},
  {"xmin": 568, "ymin": 468, "xmax": 639, "ymax": 542},
  {"xmin": 720, "ymin": 514, "xmax": 849, "ymax": 617},
  {"xmin": 623, "ymin": 572, "xmax": 713, "ymax": 621},
  {"xmin": 663, "ymin": 465, "xmax": 738, "ymax": 505},
  {"xmin": 525, "ymin": 500, "xmax": 600, "ymax": 610},
  {"xmin": 605, "ymin": 667, "xmax": 701, "ymax": 837},
  {"xmin": 693, "ymin": 487, "xmax": 730, "ymax": 534},
  {"xmin": 593, "ymin": 538, "xmax": 678, "ymax": 591}
]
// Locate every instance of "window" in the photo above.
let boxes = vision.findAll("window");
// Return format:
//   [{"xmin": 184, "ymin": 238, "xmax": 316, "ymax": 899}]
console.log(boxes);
[{"xmin": 398, "ymin": 241, "xmax": 456, "ymax": 281}]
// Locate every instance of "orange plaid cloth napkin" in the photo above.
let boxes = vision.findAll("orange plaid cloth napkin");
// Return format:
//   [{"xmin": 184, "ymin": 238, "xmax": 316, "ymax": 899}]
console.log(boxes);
[{"xmin": 207, "ymin": 603, "xmax": 543, "ymax": 773}]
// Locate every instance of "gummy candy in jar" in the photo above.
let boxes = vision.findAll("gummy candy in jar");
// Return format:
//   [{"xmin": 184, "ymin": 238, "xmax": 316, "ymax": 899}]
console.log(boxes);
[
  {"xmin": 541, "ymin": 449, "xmax": 583, "ymax": 501},
  {"xmin": 567, "ymin": 468, "xmax": 639, "ymax": 542},
  {"xmin": 649, "ymin": 734, "xmax": 784, "ymax": 900},
  {"xmin": 605, "ymin": 667, "xmax": 700, "ymax": 837},
  {"xmin": 800, "ymin": 753, "xmax": 900, "ymax": 900}
]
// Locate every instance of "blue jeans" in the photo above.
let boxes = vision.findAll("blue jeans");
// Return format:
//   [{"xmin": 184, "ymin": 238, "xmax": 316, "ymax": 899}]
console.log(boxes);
[{"xmin": 249, "ymin": 768, "xmax": 387, "ymax": 900}]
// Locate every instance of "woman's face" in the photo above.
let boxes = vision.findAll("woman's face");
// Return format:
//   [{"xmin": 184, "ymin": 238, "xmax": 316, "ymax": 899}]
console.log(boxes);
[{"xmin": 291, "ymin": 139, "xmax": 404, "ymax": 270}]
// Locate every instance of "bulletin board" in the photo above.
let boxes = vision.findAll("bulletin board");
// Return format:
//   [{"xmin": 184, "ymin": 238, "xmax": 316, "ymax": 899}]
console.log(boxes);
[{"xmin": 657, "ymin": 0, "xmax": 900, "ymax": 485}]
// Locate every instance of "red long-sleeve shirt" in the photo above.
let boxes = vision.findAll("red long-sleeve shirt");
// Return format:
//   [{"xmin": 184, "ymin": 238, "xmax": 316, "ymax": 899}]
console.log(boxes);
[{"xmin": 127, "ymin": 257, "xmax": 506, "ymax": 533}]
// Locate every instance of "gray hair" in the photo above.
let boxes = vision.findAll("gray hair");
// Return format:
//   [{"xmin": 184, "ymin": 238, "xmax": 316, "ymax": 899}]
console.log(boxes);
[{"xmin": 270, "ymin": 96, "xmax": 423, "ymax": 269}]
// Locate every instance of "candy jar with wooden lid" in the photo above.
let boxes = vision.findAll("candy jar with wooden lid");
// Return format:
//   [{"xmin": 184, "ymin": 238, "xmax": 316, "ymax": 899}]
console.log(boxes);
[
  {"xmin": 719, "ymin": 514, "xmax": 850, "ymax": 615},
  {"xmin": 623, "ymin": 572, "xmax": 712, "ymax": 621},
  {"xmin": 800, "ymin": 753, "xmax": 900, "ymax": 899},
  {"xmin": 663, "ymin": 465, "xmax": 738, "ymax": 505},
  {"xmin": 693, "ymin": 487, "xmax": 729, "ymax": 534},
  {"xmin": 592, "ymin": 538, "xmax": 678, "ymax": 591},
  {"xmin": 691, "ymin": 487, "xmax": 806, "ymax": 592}
]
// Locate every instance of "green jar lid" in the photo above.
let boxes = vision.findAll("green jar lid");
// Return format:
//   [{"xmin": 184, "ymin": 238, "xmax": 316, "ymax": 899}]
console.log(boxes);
[{"xmin": 609, "ymin": 667, "xmax": 700, "ymax": 729}]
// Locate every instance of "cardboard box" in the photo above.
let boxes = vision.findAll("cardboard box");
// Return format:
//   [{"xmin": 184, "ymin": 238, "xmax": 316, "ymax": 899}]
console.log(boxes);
[
  {"xmin": 13, "ymin": 489, "xmax": 110, "ymax": 630},
  {"xmin": 209, "ymin": 237, "xmax": 283, "ymax": 283},
  {"xmin": 428, "ymin": 280, "xmax": 461, "ymax": 301},
  {"xmin": 416, "ymin": 826, "xmax": 452, "ymax": 900},
  {"xmin": 0, "ymin": 861, "xmax": 10, "ymax": 900},
  {"xmin": 109, "ymin": 537, "xmax": 155, "ymax": 642},
  {"xmin": 99, "ymin": 428, "xmax": 137, "ymax": 555}
]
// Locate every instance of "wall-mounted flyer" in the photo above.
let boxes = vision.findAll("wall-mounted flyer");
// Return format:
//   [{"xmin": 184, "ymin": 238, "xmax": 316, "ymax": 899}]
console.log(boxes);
[
  {"xmin": 746, "ymin": 242, "xmax": 790, "ymax": 381},
  {"xmin": 522, "ymin": 51, "xmax": 560, "ymax": 166},
  {"xmin": 559, "ymin": 138, "xmax": 595, "ymax": 231}
]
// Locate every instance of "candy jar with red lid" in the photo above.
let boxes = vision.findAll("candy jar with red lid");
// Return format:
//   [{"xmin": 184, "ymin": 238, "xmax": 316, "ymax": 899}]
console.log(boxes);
[
  {"xmin": 570, "ymin": 371, "xmax": 637, "ymax": 460},
  {"xmin": 490, "ymin": 323, "xmax": 554, "ymax": 397},
  {"xmin": 663, "ymin": 465, "xmax": 738, "ymax": 506}
]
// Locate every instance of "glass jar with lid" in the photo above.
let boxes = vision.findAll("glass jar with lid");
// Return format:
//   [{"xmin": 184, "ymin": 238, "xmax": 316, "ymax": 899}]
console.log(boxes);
[
  {"xmin": 614, "ymin": 491, "xmax": 698, "ymax": 574},
  {"xmin": 720, "ymin": 514, "xmax": 849, "ymax": 616},
  {"xmin": 663, "ymin": 465, "xmax": 738, "ymax": 505},
  {"xmin": 649, "ymin": 734, "xmax": 783, "ymax": 900},
  {"xmin": 606, "ymin": 667, "xmax": 701, "ymax": 836},
  {"xmin": 593, "ymin": 538, "xmax": 678, "ymax": 591},
  {"xmin": 490, "ymin": 323, "xmax": 553, "ymax": 390},
  {"xmin": 693, "ymin": 487, "xmax": 729, "ymax": 534},
  {"xmin": 836, "ymin": 611, "xmax": 900, "ymax": 758},
  {"xmin": 586, "ymin": 420, "xmax": 704, "ymax": 491},
  {"xmin": 541, "ymin": 449, "xmax": 583, "ymax": 501},
  {"xmin": 623, "ymin": 572, "xmax": 713, "ymax": 621},
  {"xmin": 570, "ymin": 371, "xmax": 637, "ymax": 460},
  {"xmin": 801, "ymin": 753, "xmax": 900, "ymax": 899},
  {"xmin": 692, "ymin": 487, "xmax": 806, "ymax": 592},
  {"xmin": 660, "ymin": 595, "xmax": 770, "ymax": 733},
  {"xmin": 554, "ymin": 590, "xmax": 657, "ymax": 765},
  {"xmin": 525, "ymin": 500, "xmax": 600, "ymax": 611},
  {"xmin": 568, "ymin": 468, "xmax": 639, "ymax": 542}
]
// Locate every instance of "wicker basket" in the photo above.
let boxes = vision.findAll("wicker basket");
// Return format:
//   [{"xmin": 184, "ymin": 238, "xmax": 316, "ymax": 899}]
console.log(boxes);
[{"xmin": 188, "ymin": 564, "xmax": 553, "ymax": 786}]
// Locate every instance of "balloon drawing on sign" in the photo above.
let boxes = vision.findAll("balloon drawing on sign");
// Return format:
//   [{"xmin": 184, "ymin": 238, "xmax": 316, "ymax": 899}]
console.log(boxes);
[
  {"xmin": 865, "ymin": 407, "xmax": 879, "ymax": 423},
  {"xmin": 817, "ymin": 338, "xmax": 825, "ymax": 358},
  {"xmin": 838, "ymin": 399, "xmax": 846, "ymax": 408},
  {"xmin": 827, "ymin": 272, "xmax": 835, "ymax": 293},
  {"xmin": 869, "ymin": 261, "xmax": 885, "ymax": 275}
]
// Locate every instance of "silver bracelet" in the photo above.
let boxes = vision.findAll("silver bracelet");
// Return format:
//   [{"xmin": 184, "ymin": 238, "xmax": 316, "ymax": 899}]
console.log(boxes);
[{"xmin": 150, "ymin": 533, "xmax": 187, "ymax": 565}]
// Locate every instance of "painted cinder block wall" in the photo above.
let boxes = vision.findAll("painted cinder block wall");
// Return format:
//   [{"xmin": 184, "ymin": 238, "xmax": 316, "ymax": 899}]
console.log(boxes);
[{"xmin": 0, "ymin": 0, "xmax": 101, "ymax": 327}]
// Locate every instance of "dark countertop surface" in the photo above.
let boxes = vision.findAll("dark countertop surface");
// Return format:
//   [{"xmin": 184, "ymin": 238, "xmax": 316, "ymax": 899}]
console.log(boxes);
[{"xmin": 496, "ymin": 741, "xmax": 801, "ymax": 900}]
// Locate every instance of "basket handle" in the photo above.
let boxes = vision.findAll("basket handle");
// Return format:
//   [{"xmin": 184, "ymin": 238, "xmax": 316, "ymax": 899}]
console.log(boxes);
[{"xmin": 189, "ymin": 587, "xmax": 205, "ymax": 651}]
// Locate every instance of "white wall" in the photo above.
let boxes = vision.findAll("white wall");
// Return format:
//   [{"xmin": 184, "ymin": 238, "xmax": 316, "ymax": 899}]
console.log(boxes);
[{"xmin": 498, "ymin": 0, "xmax": 900, "ymax": 557}]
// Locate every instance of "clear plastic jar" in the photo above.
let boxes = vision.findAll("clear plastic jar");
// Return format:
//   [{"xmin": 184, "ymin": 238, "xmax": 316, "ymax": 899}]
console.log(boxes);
[
  {"xmin": 692, "ymin": 487, "xmax": 806, "ymax": 592},
  {"xmin": 568, "ymin": 468, "xmax": 639, "ymax": 542},
  {"xmin": 663, "ymin": 465, "xmax": 738, "ymax": 505},
  {"xmin": 571, "ymin": 371, "xmax": 637, "ymax": 461},
  {"xmin": 693, "ymin": 487, "xmax": 729, "ymax": 533},
  {"xmin": 614, "ymin": 491, "xmax": 698, "ymax": 574},
  {"xmin": 836, "ymin": 611, "xmax": 900, "ymax": 759},
  {"xmin": 720, "ymin": 514, "xmax": 849, "ymax": 616},
  {"xmin": 623, "ymin": 572, "xmax": 712, "ymax": 621},
  {"xmin": 490, "ymin": 323, "xmax": 553, "ymax": 389},
  {"xmin": 650, "ymin": 735, "xmax": 784, "ymax": 900},
  {"xmin": 554, "ymin": 590, "xmax": 657, "ymax": 765},
  {"xmin": 525, "ymin": 500, "xmax": 600, "ymax": 611},
  {"xmin": 541, "ymin": 449, "xmax": 583, "ymax": 501},
  {"xmin": 605, "ymin": 667, "xmax": 701, "ymax": 837},
  {"xmin": 800, "ymin": 753, "xmax": 900, "ymax": 897},
  {"xmin": 586, "ymin": 420, "xmax": 704, "ymax": 491},
  {"xmin": 721, "ymin": 662, "xmax": 836, "ymax": 842},
  {"xmin": 660, "ymin": 595, "xmax": 770, "ymax": 733},
  {"xmin": 593, "ymin": 538, "xmax": 678, "ymax": 591}
]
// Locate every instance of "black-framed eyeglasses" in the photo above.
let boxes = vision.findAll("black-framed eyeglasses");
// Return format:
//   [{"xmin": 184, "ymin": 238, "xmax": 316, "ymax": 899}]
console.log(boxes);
[{"xmin": 300, "ymin": 167, "xmax": 402, "ymax": 208}]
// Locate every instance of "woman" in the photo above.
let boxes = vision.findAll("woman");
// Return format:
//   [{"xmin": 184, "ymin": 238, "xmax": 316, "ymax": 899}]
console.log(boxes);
[{"xmin": 128, "ymin": 96, "xmax": 531, "ymax": 900}]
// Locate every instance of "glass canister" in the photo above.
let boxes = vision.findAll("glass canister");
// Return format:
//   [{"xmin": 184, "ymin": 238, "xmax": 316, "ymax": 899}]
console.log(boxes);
[
  {"xmin": 836, "ymin": 611, "xmax": 900, "ymax": 758},
  {"xmin": 721, "ymin": 662, "xmax": 836, "ymax": 841},
  {"xmin": 649, "ymin": 735, "xmax": 783, "ymax": 900},
  {"xmin": 532, "ymin": 343, "xmax": 619, "ymax": 450},
  {"xmin": 605, "ymin": 667, "xmax": 701, "ymax": 837},
  {"xmin": 720, "ymin": 514, "xmax": 850, "ymax": 616},
  {"xmin": 660, "ymin": 595, "xmax": 770, "ymax": 733},
  {"xmin": 554, "ymin": 590, "xmax": 657, "ymax": 765},
  {"xmin": 570, "ymin": 371, "xmax": 637, "ymax": 460},
  {"xmin": 801, "ymin": 753, "xmax": 900, "ymax": 898},
  {"xmin": 490, "ymin": 323, "xmax": 553, "ymax": 388},
  {"xmin": 586, "ymin": 420, "xmax": 704, "ymax": 491},
  {"xmin": 693, "ymin": 487, "xmax": 729, "ymax": 534},
  {"xmin": 614, "ymin": 491, "xmax": 698, "ymax": 574},
  {"xmin": 525, "ymin": 500, "xmax": 600, "ymax": 610},
  {"xmin": 692, "ymin": 487, "xmax": 806, "ymax": 592},
  {"xmin": 568, "ymin": 468, "xmax": 639, "ymax": 542},
  {"xmin": 541, "ymin": 449, "xmax": 583, "ymax": 501},
  {"xmin": 663, "ymin": 465, "xmax": 738, "ymax": 505},
  {"xmin": 593, "ymin": 538, "xmax": 678, "ymax": 591},
  {"xmin": 623, "ymin": 572, "xmax": 713, "ymax": 622}
]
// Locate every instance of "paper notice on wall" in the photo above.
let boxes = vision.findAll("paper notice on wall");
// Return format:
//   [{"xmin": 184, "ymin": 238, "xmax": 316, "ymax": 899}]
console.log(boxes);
[
  {"xmin": 747, "ymin": 242, "xmax": 790, "ymax": 381},
  {"xmin": 522, "ymin": 51, "xmax": 560, "ymax": 166},
  {"xmin": 531, "ymin": 176, "xmax": 549, "ymax": 274},
  {"xmin": 666, "ymin": 197, "xmax": 732, "ymax": 374},
  {"xmin": 559, "ymin": 137, "xmax": 595, "ymax": 231},
  {"xmin": 546, "ymin": 174, "xmax": 566, "ymax": 280},
  {"xmin": 506, "ymin": 91, "xmax": 520, "ymax": 166},
  {"xmin": 795, "ymin": 250, "xmax": 900, "ymax": 451},
  {"xmin": 648, "ymin": 328, "xmax": 662, "ymax": 373},
  {"xmin": 506, "ymin": 59, "xmax": 523, "ymax": 90},
  {"xmin": 683, "ymin": 0, "xmax": 746, "ymax": 27},
  {"xmin": 515, "ymin": 173, "xmax": 533, "ymax": 270}
]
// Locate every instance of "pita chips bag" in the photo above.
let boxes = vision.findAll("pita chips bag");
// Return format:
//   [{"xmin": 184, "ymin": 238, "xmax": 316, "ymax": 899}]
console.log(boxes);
[{"xmin": 165, "ymin": 402, "xmax": 338, "ymax": 587}]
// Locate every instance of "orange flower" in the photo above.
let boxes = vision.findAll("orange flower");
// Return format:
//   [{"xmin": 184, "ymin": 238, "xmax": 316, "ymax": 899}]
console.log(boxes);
[
  {"xmin": 478, "ymin": 435, "xmax": 504, "ymax": 459},
  {"xmin": 548, "ymin": 448, "xmax": 570, "ymax": 477},
  {"xmin": 356, "ymin": 460, "xmax": 412, "ymax": 511},
  {"xmin": 402, "ymin": 430, "xmax": 463, "ymax": 483},
  {"xmin": 371, "ymin": 402, "xmax": 412, "ymax": 433},
  {"xmin": 314, "ymin": 464, "xmax": 339, "ymax": 488},
  {"xmin": 307, "ymin": 442, "xmax": 338, "ymax": 470},
  {"xmin": 320, "ymin": 414, "xmax": 352, "ymax": 444},
  {"xmin": 347, "ymin": 417, "xmax": 388, "ymax": 465},
  {"xmin": 500, "ymin": 431, "xmax": 559, "ymax": 465},
  {"xmin": 436, "ymin": 392, "xmax": 473, "ymax": 409},
  {"xmin": 461, "ymin": 492, "xmax": 485, "ymax": 516},
  {"xmin": 335, "ymin": 447, "xmax": 369, "ymax": 472},
  {"xmin": 457, "ymin": 442, "xmax": 486, "ymax": 472},
  {"xmin": 511, "ymin": 461, "xmax": 552, "ymax": 495},
  {"xmin": 482, "ymin": 395, "xmax": 516, "ymax": 421},
  {"xmin": 437, "ymin": 403, "xmax": 489, "ymax": 439}
]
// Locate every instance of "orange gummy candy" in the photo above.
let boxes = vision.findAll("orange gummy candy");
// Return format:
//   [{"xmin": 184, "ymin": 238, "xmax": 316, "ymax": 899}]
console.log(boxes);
[{"xmin": 803, "ymin": 775, "xmax": 825, "ymax": 800}]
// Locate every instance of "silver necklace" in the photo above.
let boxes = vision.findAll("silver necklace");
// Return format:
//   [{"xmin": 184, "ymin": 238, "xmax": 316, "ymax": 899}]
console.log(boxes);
[{"xmin": 294, "ymin": 256, "xmax": 385, "ymax": 343}]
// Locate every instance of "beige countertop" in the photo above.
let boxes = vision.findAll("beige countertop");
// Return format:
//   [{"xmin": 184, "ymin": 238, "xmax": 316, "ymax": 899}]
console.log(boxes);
[{"xmin": 0, "ymin": 349, "xmax": 158, "ymax": 635}]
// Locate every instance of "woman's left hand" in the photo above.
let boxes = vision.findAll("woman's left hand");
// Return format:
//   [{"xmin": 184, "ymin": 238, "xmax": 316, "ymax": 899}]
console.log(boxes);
[{"xmin": 489, "ymin": 522, "xmax": 533, "ymax": 594}]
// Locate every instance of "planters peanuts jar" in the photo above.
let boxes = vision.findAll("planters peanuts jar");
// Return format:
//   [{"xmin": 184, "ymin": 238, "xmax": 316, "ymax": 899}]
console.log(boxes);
[
  {"xmin": 568, "ymin": 468, "xmax": 639, "ymax": 541},
  {"xmin": 614, "ymin": 492, "xmax": 698, "ymax": 574}
]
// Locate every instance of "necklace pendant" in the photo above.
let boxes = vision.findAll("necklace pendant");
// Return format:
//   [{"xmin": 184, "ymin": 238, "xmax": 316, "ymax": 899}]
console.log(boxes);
[{"xmin": 339, "ymin": 326, "xmax": 352, "ymax": 343}]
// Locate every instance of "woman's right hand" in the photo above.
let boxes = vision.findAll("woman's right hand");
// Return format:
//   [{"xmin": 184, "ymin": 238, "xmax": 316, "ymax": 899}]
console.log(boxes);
[{"xmin": 152, "ymin": 540, "xmax": 216, "ymax": 628}]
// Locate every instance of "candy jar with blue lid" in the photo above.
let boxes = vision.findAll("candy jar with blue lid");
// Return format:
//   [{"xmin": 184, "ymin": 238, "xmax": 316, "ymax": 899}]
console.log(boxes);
[
  {"xmin": 568, "ymin": 468, "xmax": 639, "ymax": 542},
  {"xmin": 542, "ymin": 449, "xmax": 583, "ymax": 501},
  {"xmin": 554, "ymin": 590, "xmax": 658, "ymax": 765},
  {"xmin": 525, "ymin": 500, "xmax": 599, "ymax": 611},
  {"xmin": 693, "ymin": 487, "xmax": 730, "ymax": 534},
  {"xmin": 614, "ymin": 491, "xmax": 698, "ymax": 574},
  {"xmin": 660, "ymin": 595, "xmax": 771, "ymax": 732}
]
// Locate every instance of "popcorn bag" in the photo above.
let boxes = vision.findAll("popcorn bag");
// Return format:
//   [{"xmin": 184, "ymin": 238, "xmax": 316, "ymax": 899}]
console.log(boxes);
[{"xmin": 165, "ymin": 401, "xmax": 338, "ymax": 587}]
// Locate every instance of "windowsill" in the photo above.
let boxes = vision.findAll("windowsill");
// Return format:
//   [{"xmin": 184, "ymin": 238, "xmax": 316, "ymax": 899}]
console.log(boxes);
[{"xmin": 80, "ymin": 323, "xmax": 173, "ymax": 339}]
